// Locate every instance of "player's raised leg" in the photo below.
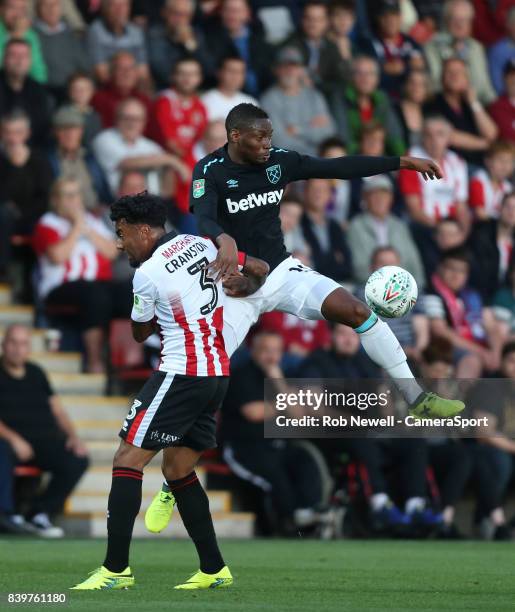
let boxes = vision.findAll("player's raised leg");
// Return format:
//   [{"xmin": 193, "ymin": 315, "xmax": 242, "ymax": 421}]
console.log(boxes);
[
  {"xmin": 321, "ymin": 287, "xmax": 464, "ymax": 418},
  {"xmin": 70, "ymin": 441, "xmax": 157, "ymax": 590},
  {"xmin": 162, "ymin": 446, "xmax": 232, "ymax": 589}
]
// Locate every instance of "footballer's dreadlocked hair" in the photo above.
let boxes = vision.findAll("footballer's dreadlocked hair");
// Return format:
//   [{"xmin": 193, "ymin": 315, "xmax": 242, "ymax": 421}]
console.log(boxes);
[
  {"xmin": 110, "ymin": 191, "xmax": 167, "ymax": 228},
  {"xmin": 225, "ymin": 103, "xmax": 269, "ymax": 134}
]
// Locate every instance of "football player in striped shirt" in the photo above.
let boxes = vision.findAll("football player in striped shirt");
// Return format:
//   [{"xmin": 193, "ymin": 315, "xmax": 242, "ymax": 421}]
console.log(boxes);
[{"xmin": 71, "ymin": 192, "xmax": 267, "ymax": 591}]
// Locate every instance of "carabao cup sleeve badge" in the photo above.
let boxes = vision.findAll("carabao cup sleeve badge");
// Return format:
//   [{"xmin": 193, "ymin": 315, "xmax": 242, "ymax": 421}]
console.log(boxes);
[{"xmin": 193, "ymin": 179, "xmax": 205, "ymax": 198}]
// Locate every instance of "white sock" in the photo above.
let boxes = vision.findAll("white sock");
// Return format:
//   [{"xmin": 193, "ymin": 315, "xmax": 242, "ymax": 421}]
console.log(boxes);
[
  {"xmin": 357, "ymin": 317, "xmax": 423, "ymax": 405},
  {"xmin": 405, "ymin": 497, "xmax": 425, "ymax": 514},
  {"xmin": 370, "ymin": 493, "xmax": 390, "ymax": 511}
]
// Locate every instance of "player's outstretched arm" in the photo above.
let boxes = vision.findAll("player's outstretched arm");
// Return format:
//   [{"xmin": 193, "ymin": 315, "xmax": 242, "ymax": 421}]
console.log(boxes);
[
  {"xmin": 399, "ymin": 156, "xmax": 442, "ymax": 181},
  {"xmin": 292, "ymin": 154, "xmax": 442, "ymax": 182},
  {"xmin": 222, "ymin": 255, "xmax": 269, "ymax": 298}
]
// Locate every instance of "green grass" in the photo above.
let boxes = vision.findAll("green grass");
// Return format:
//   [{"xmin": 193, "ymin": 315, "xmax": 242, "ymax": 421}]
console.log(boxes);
[{"xmin": 0, "ymin": 538, "xmax": 513, "ymax": 612}]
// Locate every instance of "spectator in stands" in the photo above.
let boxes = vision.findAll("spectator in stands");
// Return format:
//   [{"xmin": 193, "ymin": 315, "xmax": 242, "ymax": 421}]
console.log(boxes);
[
  {"xmin": 279, "ymin": 198, "xmax": 311, "ymax": 265},
  {"xmin": 420, "ymin": 341, "xmax": 472, "ymax": 539},
  {"xmin": 424, "ymin": 0, "xmax": 496, "ymax": 105},
  {"xmin": 32, "ymin": 177, "xmax": 128, "ymax": 373},
  {"xmin": 92, "ymin": 98, "xmax": 189, "ymax": 195},
  {"xmin": 493, "ymin": 261, "xmax": 515, "ymax": 339},
  {"xmin": 399, "ymin": 116, "xmax": 470, "ymax": 233},
  {"xmin": 202, "ymin": 56, "xmax": 257, "ymax": 122},
  {"xmin": 221, "ymin": 331, "xmax": 326, "ymax": 535},
  {"xmin": 206, "ymin": 0, "xmax": 272, "ymax": 97},
  {"xmin": 298, "ymin": 322, "xmax": 379, "ymax": 379},
  {"xmin": 347, "ymin": 175, "xmax": 425, "ymax": 288},
  {"xmin": 0, "ymin": 109, "xmax": 52, "ymax": 279},
  {"xmin": 488, "ymin": 7, "xmax": 515, "ymax": 96},
  {"xmin": 424, "ymin": 57, "xmax": 498, "ymax": 166},
  {"xmin": 147, "ymin": 0, "xmax": 214, "ymax": 91},
  {"xmin": 488, "ymin": 58, "xmax": 515, "ymax": 144},
  {"xmin": 48, "ymin": 105, "xmax": 111, "ymax": 209},
  {"xmin": 425, "ymin": 247, "xmax": 503, "ymax": 377},
  {"xmin": 319, "ymin": 136, "xmax": 352, "ymax": 227},
  {"xmin": 356, "ymin": 246, "xmax": 430, "ymax": 364},
  {"xmin": 468, "ymin": 193, "xmax": 515, "ymax": 302},
  {"xmin": 357, "ymin": 0, "xmax": 424, "ymax": 98},
  {"xmin": 301, "ymin": 178, "xmax": 353, "ymax": 282},
  {"xmin": 0, "ymin": 38, "xmax": 52, "ymax": 147},
  {"xmin": 0, "ymin": 0, "xmax": 47, "ymax": 82},
  {"xmin": 34, "ymin": 0, "xmax": 89, "ymax": 103},
  {"xmin": 67, "ymin": 71, "xmax": 102, "ymax": 147},
  {"xmin": 153, "ymin": 56, "xmax": 207, "ymax": 215},
  {"xmin": 330, "ymin": 55, "xmax": 405, "ymax": 155},
  {"xmin": 260, "ymin": 46, "xmax": 336, "ymax": 156},
  {"xmin": 131, "ymin": 0, "xmax": 165, "ymax": 26},
  {"xmin": 469, "ymin": 142, "xmax": 514, "ymax": 220},
  {"xmin": 192, "ymin": 119, "xmax": 226, "ymax": 162},
  {"xmin": 86, "ymin": 0, "xmax": 148, "ymax": 86},
  {"xmin": 467, "ymin": 341, "xmax": 515, "ymax": 540},
  {"xmin": 395, "ymin": 68, "xmax": 431, "ymax": 147},
  {"xmin": 408, "ymin": 2, "xmax": 441, "ymax": 44},
  {"xmin": 91, "ymin": 51, "xmax": 152, "ymax": 132},
  {"xmin": 472, "ymin": 0, "xmax": 513, "ymax": 48},
  {"xmin": 153, "ymin": 57, "xmax": 207, "ymax": 162},
  {"xmin": 418, "ymin": 217, "xmax": 467, "ymax": 279},
  {"xmin": 0, "ymin": 324, "xmax": 89, "ymax": 537},
  {"xmin": 327, "ymin": 0, "xmax": 355, "ymax": 70},
  {"xmin": 283, "ymin": 0, "xmax": 347, "ymax": 96},
  {"xmin": 257, "ymin": 311, "xmax": 331, "ymax": 370},
  {"xmin": 350, "ymin": 121, "xmax": 401, "ymax": 216}
]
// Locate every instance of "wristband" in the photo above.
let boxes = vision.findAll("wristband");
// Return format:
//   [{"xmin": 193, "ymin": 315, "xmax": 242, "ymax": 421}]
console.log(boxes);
[{"xmin": 237, "ymin": 251, "xmax": 247, "ymax": 268}]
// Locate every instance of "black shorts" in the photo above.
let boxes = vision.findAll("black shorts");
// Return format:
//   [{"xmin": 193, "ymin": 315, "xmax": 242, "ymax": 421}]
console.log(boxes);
[{"xmin": 119, "ymin": 372, "xmax": 229, "ymax": 451}]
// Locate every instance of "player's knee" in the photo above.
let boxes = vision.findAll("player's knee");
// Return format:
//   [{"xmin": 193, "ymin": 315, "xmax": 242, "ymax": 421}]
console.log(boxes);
[
  {"xmin": 113, "ymin": 442, "xmax": 148, "ymax": 471},
  {"xmin": 322, "ymin": 289, "xmax": 371, "ymax": 328}
]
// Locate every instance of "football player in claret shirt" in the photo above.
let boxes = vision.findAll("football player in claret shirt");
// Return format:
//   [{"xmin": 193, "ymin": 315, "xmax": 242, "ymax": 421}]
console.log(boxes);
[
  {"xmin": 189, "ymin": 103, "xmax": 463, "ymax": 419},
  {"xmin": 71, "ymin": 193, "xmax": 268, "ymax": 591}
]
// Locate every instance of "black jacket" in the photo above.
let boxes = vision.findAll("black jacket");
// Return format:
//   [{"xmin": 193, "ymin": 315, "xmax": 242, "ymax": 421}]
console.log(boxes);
[
  {"xmin": 301, "ymin": 213, "xmax": 353, "ymax": 282},
  {"xmin": 468, "ymin": 220, "xmax": 514, "ymax": 303}
]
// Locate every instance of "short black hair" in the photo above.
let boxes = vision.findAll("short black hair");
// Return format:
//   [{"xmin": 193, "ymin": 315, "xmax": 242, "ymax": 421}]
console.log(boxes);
[
  {"xmin": 110, "ymin": 192, "xmax": 167, "ymax": 228},
  {"xmin": 4, "ymin": 38, "xmax": 30, "ymax": 53},
  {"xmin": 439, "ymin": 246, "xmax": 471, "ymax": 266},
  {"xmin": 318, "ymin": 135, "xmax": 346, "ymax": 156},
  {"xmin": 225, "ymin": 103, "xmax": 269, "ymax": 134}
]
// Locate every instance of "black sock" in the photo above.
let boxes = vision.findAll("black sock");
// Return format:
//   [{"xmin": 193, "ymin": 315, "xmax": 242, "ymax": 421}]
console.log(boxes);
[
  {"xmin": 167, "ymin": 471, "xmax": 225, "ymax": 574},
  {"xmin": 103, "ymin": 466, "xmax": 143, "ymax": 573}
]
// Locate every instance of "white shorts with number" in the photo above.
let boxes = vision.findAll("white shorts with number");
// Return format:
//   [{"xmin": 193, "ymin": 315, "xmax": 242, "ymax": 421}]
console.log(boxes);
[{"xmin": 222, "ymin": 256, "xmax": 341, "ymax": 355}]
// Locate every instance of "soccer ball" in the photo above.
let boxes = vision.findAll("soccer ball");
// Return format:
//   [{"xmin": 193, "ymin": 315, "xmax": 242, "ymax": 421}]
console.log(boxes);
[{"xmin": 365, "ymin": 266, "xmax": 418, "ymax": 318}]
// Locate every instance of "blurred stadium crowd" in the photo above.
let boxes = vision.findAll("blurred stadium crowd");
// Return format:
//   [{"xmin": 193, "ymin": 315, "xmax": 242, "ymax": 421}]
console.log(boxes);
[{"xmin": 0, "ymin": 0, "xmax": 515, "ymax": 540}]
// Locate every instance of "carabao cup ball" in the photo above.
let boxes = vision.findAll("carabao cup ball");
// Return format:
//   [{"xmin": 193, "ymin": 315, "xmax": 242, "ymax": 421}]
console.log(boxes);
[{"xmin": 364, "ymin": 265, "xmax": 418, "ymax": 318}]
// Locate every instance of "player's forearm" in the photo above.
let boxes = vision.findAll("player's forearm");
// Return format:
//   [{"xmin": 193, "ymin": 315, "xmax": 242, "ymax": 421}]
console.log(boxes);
[
  {"xmin": 194, "ymin": 204, "xmax": 226, "ymax": 243},
  {"xmin": 131, "ymin": 320, "xmax": 156, "ymax": 343},
  {"xmin": 243, "ymin": 256, "xmax": 269, "ymax": 286},
  {"xmin": 296, "ymin": 155, "xmax": 400, "ymax": 180}
]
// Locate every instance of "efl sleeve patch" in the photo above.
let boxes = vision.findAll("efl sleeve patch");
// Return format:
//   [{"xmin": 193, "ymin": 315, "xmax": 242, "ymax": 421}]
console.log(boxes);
[{"xmin": 192, "ymin": 179, "xmax": 205, "ymax": 198}]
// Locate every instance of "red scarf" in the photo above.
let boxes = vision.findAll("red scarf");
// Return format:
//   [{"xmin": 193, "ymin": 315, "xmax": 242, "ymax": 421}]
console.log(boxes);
[{"xmin": 431, "ymin": 273, "xmax": 474, "ymax": 341}]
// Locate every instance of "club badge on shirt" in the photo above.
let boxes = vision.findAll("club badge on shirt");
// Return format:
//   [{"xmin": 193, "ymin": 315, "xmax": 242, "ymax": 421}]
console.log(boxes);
[{"xmin": 266, "ymin": 164, "xmax": 281, "ymax": 184}]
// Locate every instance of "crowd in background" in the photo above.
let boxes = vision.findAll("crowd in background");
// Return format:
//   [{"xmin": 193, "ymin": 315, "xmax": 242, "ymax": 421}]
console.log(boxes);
[{"xmin": 0, "ymin": 0, "xmax": 514, "ymax": 539}]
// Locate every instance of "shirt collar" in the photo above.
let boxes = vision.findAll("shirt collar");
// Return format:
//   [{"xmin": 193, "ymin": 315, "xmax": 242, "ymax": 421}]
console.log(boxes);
[{"xmin": 151, "ymin": 230, "xmax": 179, "ymax": 256}]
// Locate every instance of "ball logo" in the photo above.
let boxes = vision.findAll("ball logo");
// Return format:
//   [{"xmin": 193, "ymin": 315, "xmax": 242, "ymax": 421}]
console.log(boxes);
[{"xmin": 383, "ymin": 281, "xmax": 401, "ymax": 303}]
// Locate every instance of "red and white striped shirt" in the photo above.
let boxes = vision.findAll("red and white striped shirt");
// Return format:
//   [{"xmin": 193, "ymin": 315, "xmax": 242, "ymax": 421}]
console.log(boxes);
[
  {"xmin": 469, "ymin": 168, "xmax": 512, "ymax": 219},
  {"xmin": 399, "ymin": 145, "xmax": 468, "ymax": 221},
  {"xmin": 32, "ymin": 212, "xmax": 114, "ymax": 299},
  {"xmin": 132, "ymin": 234, "xmax": 243, "ymax": 377}
]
